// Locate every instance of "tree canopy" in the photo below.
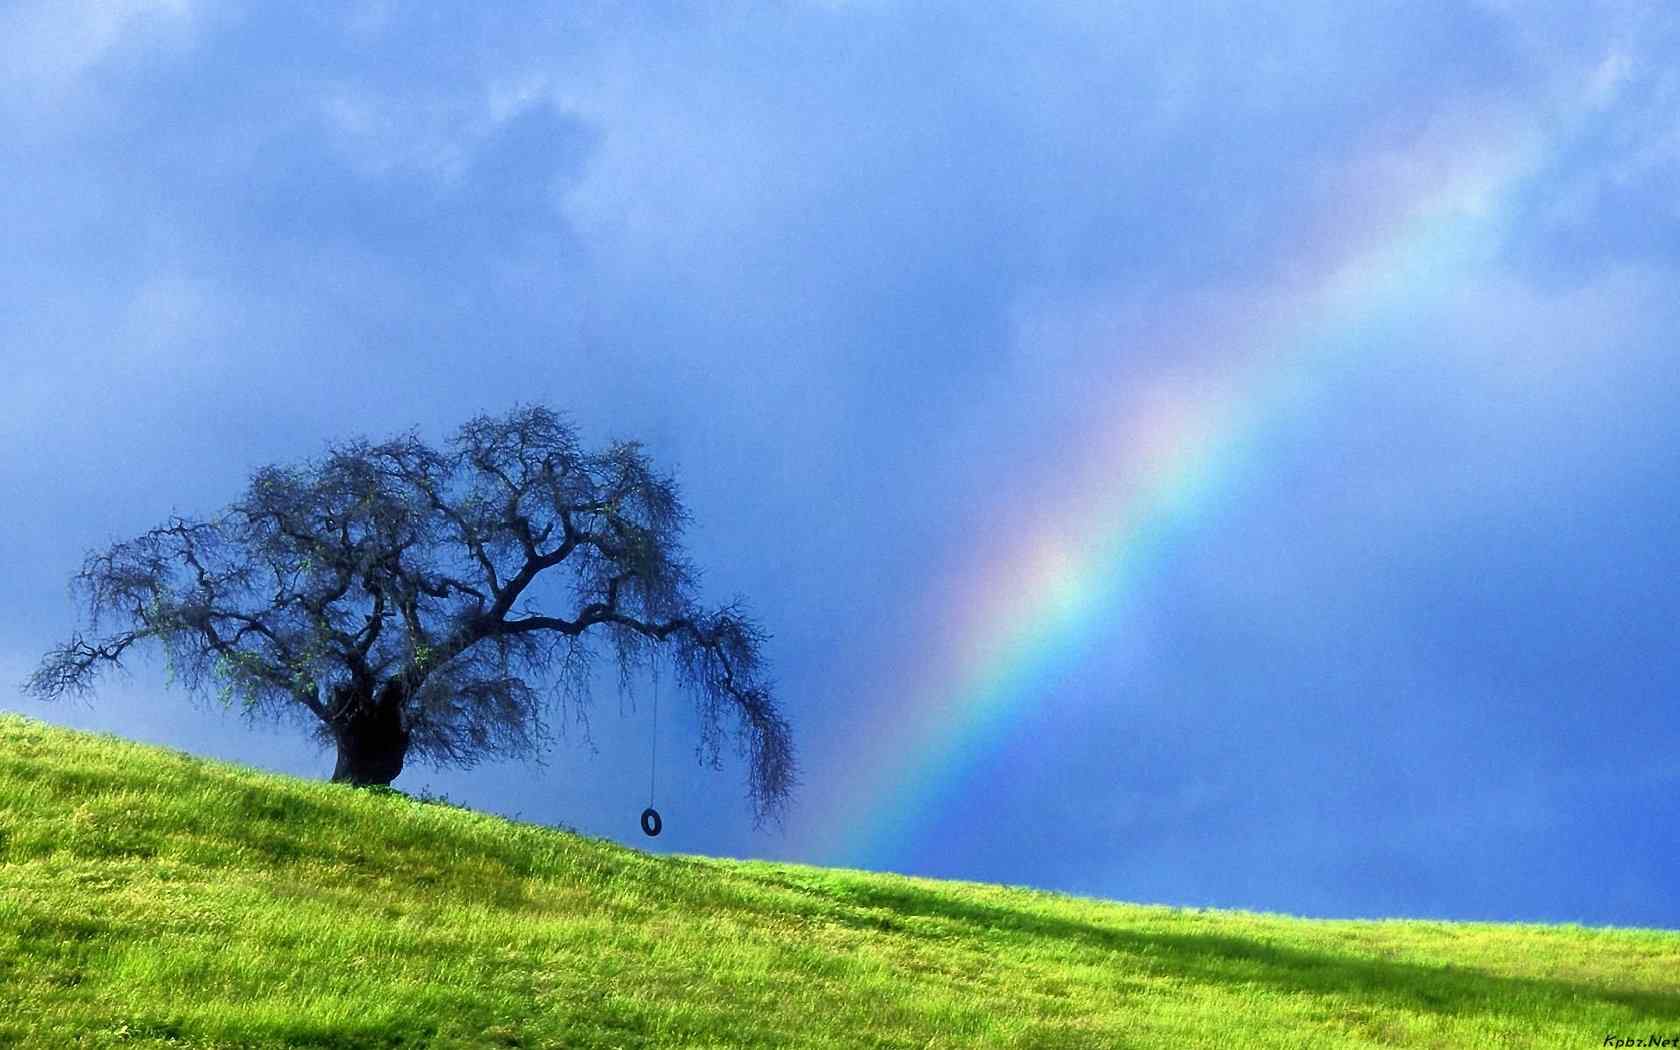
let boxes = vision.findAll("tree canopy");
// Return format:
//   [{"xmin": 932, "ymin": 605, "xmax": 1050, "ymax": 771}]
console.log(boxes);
[{"xmin": 26, "ymin": 405, "xmax": 795, "ymax": 824}]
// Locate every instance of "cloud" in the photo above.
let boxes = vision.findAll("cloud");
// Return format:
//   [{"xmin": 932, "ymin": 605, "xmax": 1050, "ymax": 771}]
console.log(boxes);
[
  {"xmin": 0, "ymin": 0, "xmax": 197, "ymax": 125},
  {"xmin": 1471, "ymin": 2, "xmax": 1680, "ymax": 278}
]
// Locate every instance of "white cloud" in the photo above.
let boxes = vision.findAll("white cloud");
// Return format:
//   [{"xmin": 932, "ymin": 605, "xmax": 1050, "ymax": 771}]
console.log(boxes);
[
  {"xmin": 344, "ymin": 0, "xmax": 396, "ymax": 39},
  {"xmin": 316, "ymin": 68, "xmax": 566, "ymax": 187},
  {"xmin": 550, "ymin": 55, "xmax": 783, "ymax": 272},
  {"xmin": 316, "ymin": 84, "xmax": 479, "ymax": 184},
  {"xmin": 1473, "ymin": 1, "xmax": 1680, "ymax": 229},
  {"xmin": 0, "ymin": 0, "xmax": 195, "ymax": 94},
  {"xmin": 118, "ymin": 273, "xmax": 228, "ymax": 367}
]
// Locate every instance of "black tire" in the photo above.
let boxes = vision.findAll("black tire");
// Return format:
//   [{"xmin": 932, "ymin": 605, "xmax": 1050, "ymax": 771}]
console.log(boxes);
[{"xmin": 641, "ymin": 807, "xmax": 662, "ymax": 837}]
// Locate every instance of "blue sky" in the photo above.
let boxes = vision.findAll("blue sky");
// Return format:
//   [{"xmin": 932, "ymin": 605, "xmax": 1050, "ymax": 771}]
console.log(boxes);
[{"xmin": 4, "ymin": 2, "xmax": 1678, "ymax": 928}]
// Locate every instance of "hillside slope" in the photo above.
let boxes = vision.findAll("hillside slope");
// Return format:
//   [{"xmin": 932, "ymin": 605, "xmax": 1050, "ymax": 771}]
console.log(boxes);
[{"xmin": 1, "ymin": 713, "xmax": 1676, "ymax": 1048}]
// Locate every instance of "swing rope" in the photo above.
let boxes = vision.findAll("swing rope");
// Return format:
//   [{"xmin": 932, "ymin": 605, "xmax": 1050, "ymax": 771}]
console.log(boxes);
[
  {"xmin": 639, "ymin": 665, "xmax": 664, "ymax": 837},
  {"xmin": 647, "ymin": 669, "xmax": 659, "ymax": 807}
]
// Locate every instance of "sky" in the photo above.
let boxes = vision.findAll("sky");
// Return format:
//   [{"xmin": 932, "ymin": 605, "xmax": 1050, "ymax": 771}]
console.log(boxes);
[{"xmin": 4, "ymin": 1, "xmax": 1678, "ymax": 929}]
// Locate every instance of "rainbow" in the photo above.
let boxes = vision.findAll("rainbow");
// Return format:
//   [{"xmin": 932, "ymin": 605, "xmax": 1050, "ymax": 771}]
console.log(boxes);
[{"xmin": 800, "ymin": 111, "xmax": 1563, "ymax": 870}]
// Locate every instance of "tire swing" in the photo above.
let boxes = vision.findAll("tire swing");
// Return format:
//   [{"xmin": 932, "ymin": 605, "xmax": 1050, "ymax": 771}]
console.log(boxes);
[{"xmin": 639, "ymin": 671, "xmax": 662, "ymax": 838}]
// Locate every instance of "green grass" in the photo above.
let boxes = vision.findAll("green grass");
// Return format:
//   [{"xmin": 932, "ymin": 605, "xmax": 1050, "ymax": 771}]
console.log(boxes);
[{"xmin": 1, "ymin": 713, "xmax": 1676, "ymax": 1049}]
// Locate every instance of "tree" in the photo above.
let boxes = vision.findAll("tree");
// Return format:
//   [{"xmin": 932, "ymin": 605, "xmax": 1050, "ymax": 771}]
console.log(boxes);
[{"xmin": 24, "ymin": 405, "xmax": 795, "ymax": 824}]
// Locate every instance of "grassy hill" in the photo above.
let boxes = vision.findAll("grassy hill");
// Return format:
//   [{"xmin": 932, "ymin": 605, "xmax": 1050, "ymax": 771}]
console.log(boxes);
[{"xmin": 1, "ymin": 714, "xmax": 1676, "ymax": 1049}]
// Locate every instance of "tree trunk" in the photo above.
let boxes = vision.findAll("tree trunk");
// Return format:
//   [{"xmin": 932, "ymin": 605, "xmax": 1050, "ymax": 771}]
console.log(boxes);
[{"xmin": 330, "ymin": 692, "xmax": 410, "ymax": 786}]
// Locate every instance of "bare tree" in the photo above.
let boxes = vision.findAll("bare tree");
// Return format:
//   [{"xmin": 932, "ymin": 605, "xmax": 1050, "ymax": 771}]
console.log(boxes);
[{"xmin": 24, "ymin": 405, "xmax": 795, "ymax": 824}]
